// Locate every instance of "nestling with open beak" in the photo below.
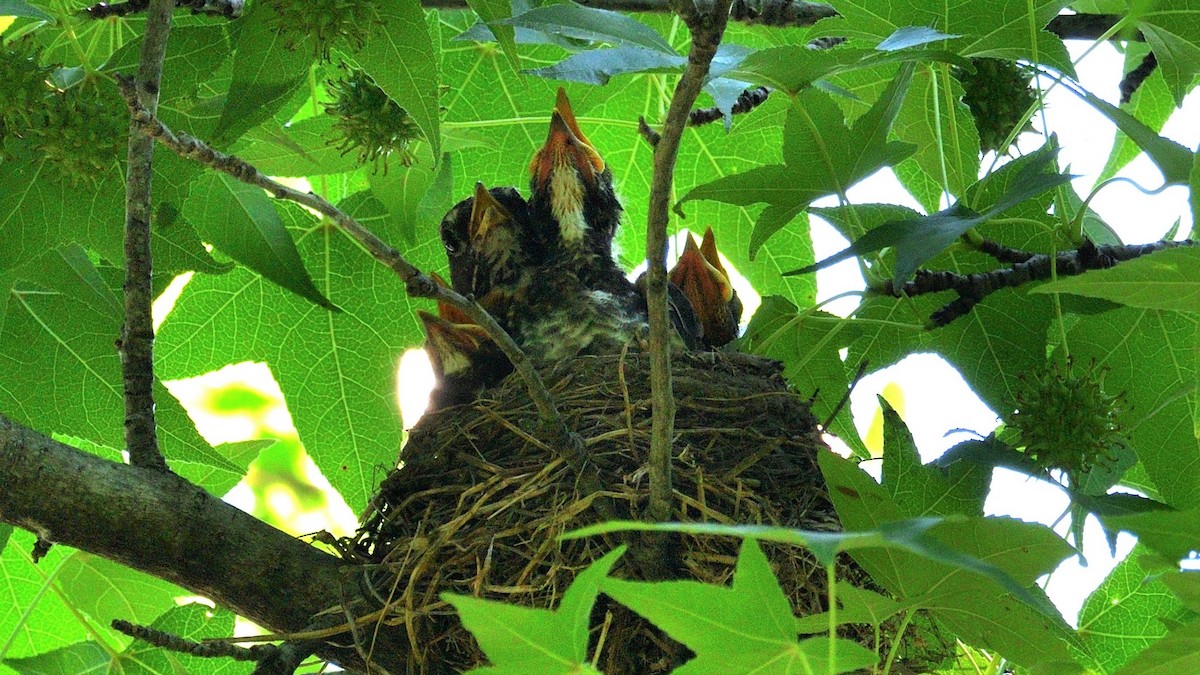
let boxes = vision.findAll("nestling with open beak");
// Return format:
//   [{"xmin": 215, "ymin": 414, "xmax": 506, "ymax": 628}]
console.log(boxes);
[
  {"xmin": 668, "ymin": 227, "xmax": 742, "ymax": 348},
  {"xmin": 418, "ymin": 277, "xmax": 514, "ymax": 411}
]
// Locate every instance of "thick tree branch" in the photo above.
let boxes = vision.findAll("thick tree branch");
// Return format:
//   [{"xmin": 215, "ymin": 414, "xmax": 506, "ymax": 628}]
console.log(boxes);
[
  {"xmin": 878, "ymin": 239, "xmax": 1195, "ymax": 327},
  {"xmin": 120, "ymin": 0, "xmax": 173, "ymax": 472},
  {"xmin": 84, "ymin": 0, "xmax": 243, "ymax": 19},
  {"xmin": 0, "ymin": 414, "xmax": 407, "ymax": 673},
  {"xmin": 643, "ymin": 0, "xmax": 733, "ymax": 534}
]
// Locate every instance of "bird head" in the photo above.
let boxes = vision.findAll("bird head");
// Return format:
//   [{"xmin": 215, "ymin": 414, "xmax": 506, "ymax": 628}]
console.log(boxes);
[
  {"xmin": 669, "ymin": 229, "xmax": 740, "ymax": 347},
  {"xmin": 528, "ymin": 89, "xmax": 619, "ymax": 250},
  {"xmin": 440, "ymin": 185, "xmax": 536, "ymax": 297},
  {"xmin": 417, "ymin": 310, "xmax": 490, "ymax": 379}
]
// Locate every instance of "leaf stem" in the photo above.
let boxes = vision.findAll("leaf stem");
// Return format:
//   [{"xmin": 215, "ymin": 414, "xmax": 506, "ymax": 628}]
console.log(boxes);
[{"xmin": 880, "ymin": 606, "xmax": 914, "ymax": 675}]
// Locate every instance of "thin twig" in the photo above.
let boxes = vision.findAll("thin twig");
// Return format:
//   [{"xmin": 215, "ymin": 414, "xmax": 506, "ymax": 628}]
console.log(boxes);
[
  {"xmin": 112, "ymin": 76, "xmax": 586, "ymax": 480},
  {"xmin": 972, "ymin": 237, "xmax": 1036, "ymax": 264},
  {"xmin": 821, "ymin": 360, "xmax": 867, "ymax": 431},
  {"xmin": 113, "ymin": 619, "xmax": 270, "ymax": 661},
  {"xmin": 878, "ymin": 239, "xmax": 1195, "ymax": 327},
  {"xmin": 644, "ymin": 0, "xmax": 734, "ymax": 531},
  {"xmin": 1120, "ymin": 51, "xmax": 1157, "ymax": 104},
  {"xmin": 639, "ymin": 85, "xmax": 773, "ymax": 147},
  {"xmin": 120, "ymin": 0, "xmax": 174, "ymax": 472}
]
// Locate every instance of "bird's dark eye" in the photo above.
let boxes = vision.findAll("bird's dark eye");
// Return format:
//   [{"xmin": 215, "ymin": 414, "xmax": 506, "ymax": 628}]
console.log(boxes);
[{"xmin": 443, "ymin": 234, "xmax": 464, "ymax": 256}]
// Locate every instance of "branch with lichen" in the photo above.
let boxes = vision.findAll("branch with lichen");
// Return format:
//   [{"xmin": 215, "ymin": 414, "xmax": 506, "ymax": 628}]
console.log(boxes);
[
  {"xmin": 120, "ymin": 0, "xmax": 174, "ymax": 472},
  {"xmin": 112, "ymin": 75, "xmax": 592, "ymax": 483},
  {"xmin": 643, "ymin": 0, "xmax": 734, "ymax": 547},
  {"xmin": 877, "ymin": 239, "xmax": 1195, "ymax": 327}
]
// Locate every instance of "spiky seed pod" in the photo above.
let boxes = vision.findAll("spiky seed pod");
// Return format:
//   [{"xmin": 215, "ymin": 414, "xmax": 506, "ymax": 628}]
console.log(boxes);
[
  {"xmin": 1006, "ymin": 358, "xmax": 1127, "ymax": 477},
  {"xmin": 953, "ymin": 57, "xmax": 1038, "ymax": 155},
  {"xmin": 262, "ymin": 0, "xmax": 383, "ymax": 59},
  {"xmin": 325, "ymin": 67, "xmax": 423, "ymax": 172},
  {"xmin": 0, "ymin": 43, "xmax": 55, "ymax": 155},
  {"xmin": 32, "ymin": 79, "xmax": 128, "ymax": 187}
]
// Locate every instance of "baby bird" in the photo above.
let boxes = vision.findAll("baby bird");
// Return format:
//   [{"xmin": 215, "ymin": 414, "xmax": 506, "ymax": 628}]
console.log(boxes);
[{"xmin": 668, "ymin": 227, "xmax": 742, "ymax": 348}]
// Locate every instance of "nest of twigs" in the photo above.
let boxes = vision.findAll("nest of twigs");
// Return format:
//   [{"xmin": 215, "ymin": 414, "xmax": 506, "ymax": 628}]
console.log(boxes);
[{"xmin": 344, "ymin": 351, "xmax": 943, "ymax": 673}]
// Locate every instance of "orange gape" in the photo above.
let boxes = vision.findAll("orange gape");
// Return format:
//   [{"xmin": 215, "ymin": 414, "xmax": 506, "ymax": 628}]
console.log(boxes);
[
  {"xmin": 668, "ymin": 228, "xmax": 740, "ymax": 348},
  {"xmin": 528, "ymin": 89, "xmax": 605, "ymax": 188}
]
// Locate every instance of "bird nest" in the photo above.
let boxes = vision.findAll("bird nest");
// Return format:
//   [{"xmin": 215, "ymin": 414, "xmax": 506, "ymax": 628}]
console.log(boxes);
[{"xmin": 344, "ymin": 351, "xmax": 944, "ymax": 673}]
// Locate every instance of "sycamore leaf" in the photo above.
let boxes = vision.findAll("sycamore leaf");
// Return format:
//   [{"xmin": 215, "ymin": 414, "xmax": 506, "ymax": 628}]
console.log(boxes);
[
  {"xmin": 1099, "ymin": 43, "xmax": 1177, "ymax": 182},
  {"xmin": 353, "ymin": 0, "xmax": 442, "ymax": 162},
  {"xmin": 791, "ymin": 139, "xmax": 1071, "ymax": 283},
  {"xmin": 213, "ymin": 1, "xmax": 314, "ymax": 145},
  {"xmin": 1034, "ymin": 247, "xmax": 1200, "ymax": 312},
  {"xmin": 525, "ymin": 45, "xmax": 684, "ymax": 85},
  {"xmin": 1161, "ymin": 571, "xmax": 1200, "ymax": 614},
  {"xmin": 819, "ymin": 451, "xmax": 1080, "ymax": 669},
  {"xmin": 185, "ymin": 173, "xmax": 338, "ymax": 311},
  {"xmin": 1133, "ymin": 0, "xmax": 1200, "ymax": 107},
  {"xmin": 1192, "ymin": 151, "xmax": 1200, "ymax": 229},
  {"xmin": 1115, "ymin": 620, "xmax": 1200, "ymax": 675},
  {"xmin": 498, "ymin": 2, "xmax": 675, "ymax": 54},
  {"xmin": 602, "ymin": 539, "xmax": 878, "ymax": 674},
  {"xmin": 0, "ymin": 1, "xmax": 53, "ymax": 20},
  {"xmin": 234, "ymin": 117, "xmax": 361, "ymax": 177},
  {"xmin": 1062, "ymin": 80, "xmax": 1194, "ymax": 186},
  {"xmin": 443, "ymin": 547, "xmax": 624, "ymax": 673},
  {"xmin": 2, "ymin": 642, "xmax": 109, "ymax": 674},
  {"xmin": 117, "ymin": 604, "xmax": 240, "ymax": 675},
  {"xmin": 877, "ymin": 26, "xmax": 961, "ymax": 51},
  {"xmin": 1099, "ymin": 504, "xmax": 1200, "ymax": 562},
  {"xmin": 1077, "ymin": 546, "xmax": 1195, "ymax": 673},
  {"xmin": 794, "ymin": 585, "xmax": 909, "ymax": 634},
  {"xmin": 467, "ymin": 0, "xmax": 520, "ymax": 70},
  {"xmin": 681, "ymin": 65, "xmax": 916, "ymax": 258},
  {"xmin": 878, "ymin": 398, "xmax": 989, "ymax": 517}
]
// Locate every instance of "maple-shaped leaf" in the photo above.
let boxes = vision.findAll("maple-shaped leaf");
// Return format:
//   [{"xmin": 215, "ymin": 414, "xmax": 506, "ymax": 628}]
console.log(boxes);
[
  {"xmin": 1132, "ymin": 0, "xmax": 1200, "ymax": 107},
  {"xmin": 680, "ymin": 65, "xmax": 916, "ymax": 258},
  {"xmin": 602, "ymin": 539, "xmax": 877, "ymax": 674},
  {"xmin": 443, "ymin": 547, "xmax": 624, "ymax": 674}
]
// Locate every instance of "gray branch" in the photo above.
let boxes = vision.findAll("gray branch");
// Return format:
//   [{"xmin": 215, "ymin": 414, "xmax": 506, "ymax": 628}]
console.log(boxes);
[
  {"xmin": 120, "ymin": 0, "xmax": 175, "ymax": 472},
  {"xmin": 0, "ymin": 414, "xmax": 410, "ymax": 673}
]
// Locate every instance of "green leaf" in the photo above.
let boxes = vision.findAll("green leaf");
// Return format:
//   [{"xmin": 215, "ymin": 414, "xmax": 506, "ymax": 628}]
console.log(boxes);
[
  {"xmin": 157, "ymin": 192, "xmax": 435, "ymax": 509},
  {"xmin": 681, "ymin": 66, "xmax": 916, "ymax": 258},
  {"xmin": 2, "ymin": 641, "xmax": 109, "ymax": 674},
  {"xmin": 1161, "ymin": 571, "xmax": 1200, "ymax": 614},
  {"xmin": 877, "ymin": 26, "xmax": 961, "ymax": 51},
  {"xmin": 1101, "ymin": 504, "xmax": 1200, "ymax": 562},
  {"xmin": 467, "ymin": 0, "xmax": 520, "ymax": 71},
  {"xmin": 1067, "ymin": 307, "xmax": 1200, "ymax": 507},
  {"xmin": 811, "ymin": 0, "xmax": 1074, "ymax": 75},
  {"xmin": 0, "ymin": 247, "xmax": 242, "ymax": 495},
  {"xmin": 368, "ymin": 162, "xmax": 441, "ymax": 245},
  {"xmin": 56, "ymin": 553, "xmax": 183, "ymax": 630},
  {"xmin": 102, "ymin": 26, "xmax": 231, "ymax": 106},
  {"xmin": 739, "ymin": 296, "xmax": 868, "ymax": 457},
  {"xmin": 819, "ymin": 451, "xmax": 1079, "ymax": 668},
  {"xmin": 354, "ymin": 0, "xmax": 441, "ymax": 163},
  {"xmin": 184, "ymin": 173, "xmax": 338, "ymax": 311},
  {"xmin": 602, "ymin": 539, "xmax": 879, "ymax": 674},
  {"xmin": 878, "ymin": 398, "xmax": 988, "ymax": 517},
  {"xmin": 1192, "ymin": 151, "xmax": 1200, "ymax": 233},
  {"xmin": 893, "ymin": 64, "xmax": 980, "ymax": 213},
  {"xmin": 234, "ymin": 117, "xmax": 362, "ymax": 177},
  {"xmin": 1076, "ymin": 547, "xmax": 1194, "ymax": 672},
  {"xmin": 795, "ymin": 139, "xmax": 1071, "ymax": 283},
  {"xmin": 1064, "ymin": 80, "xmax": 1194, "ymax": 186},
  {"xmin": 499, "ymin": 3, "xmax": 676, "ymax": 54},
  {"xmin": 525, "ymin": 45, "xmax": 685, "ymax": 85},
  {"xmin": 1098, "ymin": 43, "xmax": 1177, "ymax": 182},
  {"xmin": 1115, "ymin": 620, "xmax": 1200, "ymax": 675},
  {"xmin": 1133, "ymin": 0, "xmax": 1200, "ymax": 107},
  {"xmin": 0, "ymin": 531, "xmax": 92, "ymax": 661},
  {"xmin": 1034, "ymin": 246, "xmax": 1200, "ymax": 312},
  {"xmin": 0, "ymin": 1, "xmax": 53, "ymax": 20},
  {"xmin": 213, "ymin": 2, "xmax": 314, "ymax": 145},
  {"xmin": 443, "ymin": 547, "xmax": 624, "ymax": 673},
  {"xmin": 794, "ymin": 584, "xmax": 907, "ymax": 633}
]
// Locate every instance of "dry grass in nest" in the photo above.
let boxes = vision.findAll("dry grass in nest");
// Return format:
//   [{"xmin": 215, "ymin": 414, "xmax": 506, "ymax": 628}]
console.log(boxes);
[{"xmin": 342, "ymin": 350, "xmax": 941, "ymax": 673}]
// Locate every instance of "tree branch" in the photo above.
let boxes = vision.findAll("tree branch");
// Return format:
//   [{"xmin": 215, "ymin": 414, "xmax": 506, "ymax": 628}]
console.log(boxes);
[
  {"xmin": 877, "ymin": 239, "xmax": 1194, "ymax": 327},
  {"xmin": 643, "ymin": 0, "xmax": 734, "ymax": 535},
  {"xmin": 120, "ymin": 0, "xmax": 174, "ymax": 472},
  {"xmin": 0, "ymin": 414, "xmax": 407, "ymax": 673},
  {"xmin": 84, "ymin": 0, "xmax": 243, "ymax": 19}
]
